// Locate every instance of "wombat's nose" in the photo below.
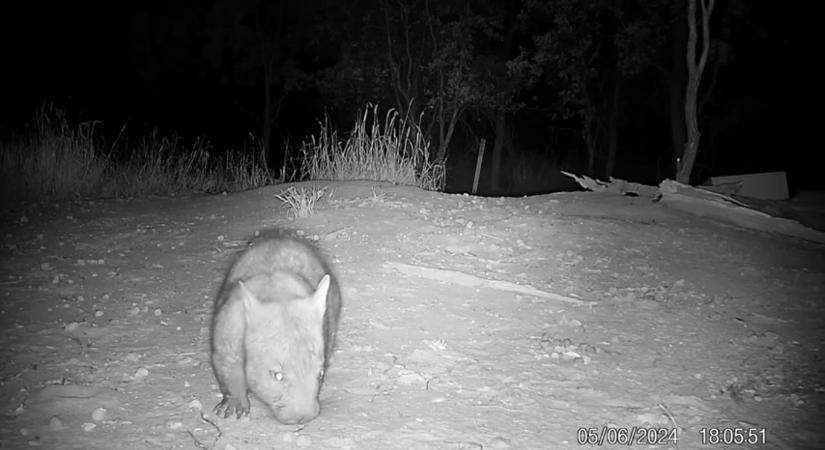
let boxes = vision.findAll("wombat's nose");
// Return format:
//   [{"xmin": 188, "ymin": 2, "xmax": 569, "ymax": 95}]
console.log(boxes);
[{"xmin": 278, "ymin": 403, "xmax": 320, "ymax": 424}]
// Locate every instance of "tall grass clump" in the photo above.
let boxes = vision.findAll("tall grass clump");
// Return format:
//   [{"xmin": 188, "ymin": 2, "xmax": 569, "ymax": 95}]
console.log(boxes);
[
  {"xmin": 298, "ymin": 104, "xmax": 445, "ymax": 191},
  {"xmin": 1, "ymin": 104, "xmax": 111, "ymax": 203},
  {"xmin": 110, "ymin": 132, "xmax": 274, "ymax": 198},
  {"xmin": 0, "ymin": 104, "xmax": 274, "ymax": 206}
]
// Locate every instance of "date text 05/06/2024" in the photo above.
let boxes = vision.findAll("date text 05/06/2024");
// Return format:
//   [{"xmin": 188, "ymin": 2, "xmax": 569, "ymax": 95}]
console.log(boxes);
[
  {"xmin": 576, "ymin": 427, "xmax": 678, "ymax": 446},
  {"xmin": 576, "ymin": 426, "xmax": 768, "ymax": 446}
]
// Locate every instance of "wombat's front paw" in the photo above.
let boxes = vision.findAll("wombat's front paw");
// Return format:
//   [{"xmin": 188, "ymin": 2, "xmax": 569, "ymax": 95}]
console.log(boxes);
[{"xmin": 214, "ymin": 396, "xmax": 250, "ymax": 419}]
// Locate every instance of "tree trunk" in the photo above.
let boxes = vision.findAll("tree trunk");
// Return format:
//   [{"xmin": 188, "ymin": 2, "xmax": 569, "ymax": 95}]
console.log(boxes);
[
  {"xmin": 261, "ymin": 61, "xmax": 273, "ymax": 168},
  {"xmin": 583, "ymin": 111, "xmax": 597, "ymax": 177},
  {"xmin": 669, "ymin": 0, "xmax": 687, "ymax": 180},
  {"xmin": 434, "ymin": 102, "xmax": 460, "ymax": 164},
  {"xmin": 677, "ymin": 0, "xmax": 715, "ymax": 184},
  {"xmin": 668, "ymin": 82, "xmax": 685, "ymax": 179},
  {"xmin": 490, "ymin": 110, "xmax": 506, "ymax": 193},
  {"xmin": 605, "ymin": 79, "xmax": 621, "ymax": 179}
]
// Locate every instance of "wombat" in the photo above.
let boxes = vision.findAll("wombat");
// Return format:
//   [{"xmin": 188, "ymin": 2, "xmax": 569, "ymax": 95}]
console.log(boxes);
[{"xmin": 210, "ymin": 236, "xmax": 341, "ymax": 424}]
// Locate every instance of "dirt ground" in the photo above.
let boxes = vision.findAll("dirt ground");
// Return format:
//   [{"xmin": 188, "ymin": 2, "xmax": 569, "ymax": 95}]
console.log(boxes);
[{"xmin": 1, "ymin": 181, "xmax": 823, "ymax": 450}]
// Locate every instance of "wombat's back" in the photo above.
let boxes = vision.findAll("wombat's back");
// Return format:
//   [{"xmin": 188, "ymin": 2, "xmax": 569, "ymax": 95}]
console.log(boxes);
[
  {"xmin": 210, "ymin": 235, "xmax": 342, "ymax": 423},
  {"xmin": 225, "ymin": 237, "xmax": 333, "ymax": 289},
  {"xmin": 218, "ymin": 235, "xmax": 341, "ymax": 358}
]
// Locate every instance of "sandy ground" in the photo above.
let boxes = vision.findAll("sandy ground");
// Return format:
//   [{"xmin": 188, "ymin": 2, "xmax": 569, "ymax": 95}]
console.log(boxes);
[{"xmin": 1, "ymin": 181, "xmax": 823, "ymax": 450}]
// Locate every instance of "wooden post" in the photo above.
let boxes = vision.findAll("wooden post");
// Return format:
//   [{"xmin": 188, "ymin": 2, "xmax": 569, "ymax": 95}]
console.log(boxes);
[{"xmin": 472, "ymin": 139, "xmax": 486, "ymax": 194}]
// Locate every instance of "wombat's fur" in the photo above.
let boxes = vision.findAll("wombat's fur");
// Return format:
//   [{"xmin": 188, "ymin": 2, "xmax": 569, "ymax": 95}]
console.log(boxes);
[{"xmin": 210, "ymin": 236, "xmax": 341, "ymax": 424}]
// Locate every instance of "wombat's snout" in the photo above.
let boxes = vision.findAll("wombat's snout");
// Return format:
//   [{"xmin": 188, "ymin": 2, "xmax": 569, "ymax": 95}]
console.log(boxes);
[{"xmin": 275, "ymin": 401, "xmax": 321, "ymax": 424}]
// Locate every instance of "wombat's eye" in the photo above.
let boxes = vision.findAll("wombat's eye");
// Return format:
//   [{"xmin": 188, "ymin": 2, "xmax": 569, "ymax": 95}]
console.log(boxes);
[{"xmin": 269, "ymin": 370, "xmax": 284, "ymax": 382}]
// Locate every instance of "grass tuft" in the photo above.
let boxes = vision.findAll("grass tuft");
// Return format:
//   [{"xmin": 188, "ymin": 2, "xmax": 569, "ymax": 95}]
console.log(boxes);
[
  {"xmin": 275, "ymin": 184, "xmax": 330, "ymax": 218},
  {"xmin": 298, "ymin": 104, "xmax": 444, "ymax": 191}
]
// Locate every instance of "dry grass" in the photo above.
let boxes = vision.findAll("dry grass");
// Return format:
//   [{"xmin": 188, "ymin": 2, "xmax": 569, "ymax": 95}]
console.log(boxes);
[
  {"xmin": 275, "ymin": 184, "xmax": 330, "ymax": 218},
  {"xmin": 298, "ymin": 104, "xmax": 445, "ymax": 191},
  {"xmin": 1, "ymin": 105, "xmax": 111, "ymax": 203},
  {"xmin": 109, "ymin": 132, "xmax": 273, "ymax": 198},
  {"xmin": 0, "ymin": 104, "xmax": 274, "ymax": 206},
  {"xmin": 1, "ymin": 102, "xmax": 447, "ymax": 208}
]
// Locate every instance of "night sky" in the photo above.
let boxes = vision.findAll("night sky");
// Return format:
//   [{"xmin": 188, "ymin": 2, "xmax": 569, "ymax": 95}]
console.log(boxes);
[{"xmin": 0, "ymin": 0, "xmax": 818, "ymax": 192}]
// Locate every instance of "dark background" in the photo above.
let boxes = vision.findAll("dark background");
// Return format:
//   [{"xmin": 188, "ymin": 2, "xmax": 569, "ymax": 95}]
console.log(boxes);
[{"xmin": 0, "ymin": 0, "xmax": 818, "ymax": 194}]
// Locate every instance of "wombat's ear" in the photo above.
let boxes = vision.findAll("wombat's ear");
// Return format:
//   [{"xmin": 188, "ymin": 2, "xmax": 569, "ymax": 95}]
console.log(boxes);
[
  {"xmin": 238, "ymin": 280, "xmax": 260, "ymax": 315},
  {"xmin": 310, "ymin": 275, "xmax": 330, "ymax": 317}
]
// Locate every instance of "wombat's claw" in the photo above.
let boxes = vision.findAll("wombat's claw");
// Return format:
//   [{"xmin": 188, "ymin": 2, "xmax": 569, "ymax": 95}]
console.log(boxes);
[{"xmin": 214, "ymin": 397, "xmax": 250, "ymax": 419}]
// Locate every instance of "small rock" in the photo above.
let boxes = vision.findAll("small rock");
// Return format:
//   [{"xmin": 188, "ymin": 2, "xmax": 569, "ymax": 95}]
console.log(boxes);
[
  {"xmin": 397, "ymin": 370, "xmax": 427, "ymax": 385},
  {"xmin": 295, "ymin": 434, "xmax": 312, "ymax": 447},
  {"xmin": 578, "ymin": 343, "xmax": 597, "ymax": 354},
  {"xmin": 490, "ymin": 436, "xmax": 512, "ymax": 449},
  {"xmin": 133, "ymin": 367, "xmax": 149, "ymax": 381},
  {"xmin": 561, "ymin": 350, "xmax": 581, "ymax": 361},
  {"xmin": 48, "ymin": 416, "xmax": 64, "ymax": 430},
  {"xmin": 81, "ymin": 422, "xmax": 96, "ymax": 432},
  {"xmin": 188, "ymin": 399, "xmax": 202, "ymax": 411},
  {"xmin": 563, "ymin": 318, "xmax": 583, "ymax": 327},
  {"xmin": 91, "ymin": 408, "xmax": 106, "ymax": 422}
]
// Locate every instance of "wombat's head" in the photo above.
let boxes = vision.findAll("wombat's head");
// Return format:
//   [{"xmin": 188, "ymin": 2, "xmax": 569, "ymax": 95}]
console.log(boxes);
[{"xmin": 239, "ymin": 274, "xmax": 331, "ymax": 424}]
